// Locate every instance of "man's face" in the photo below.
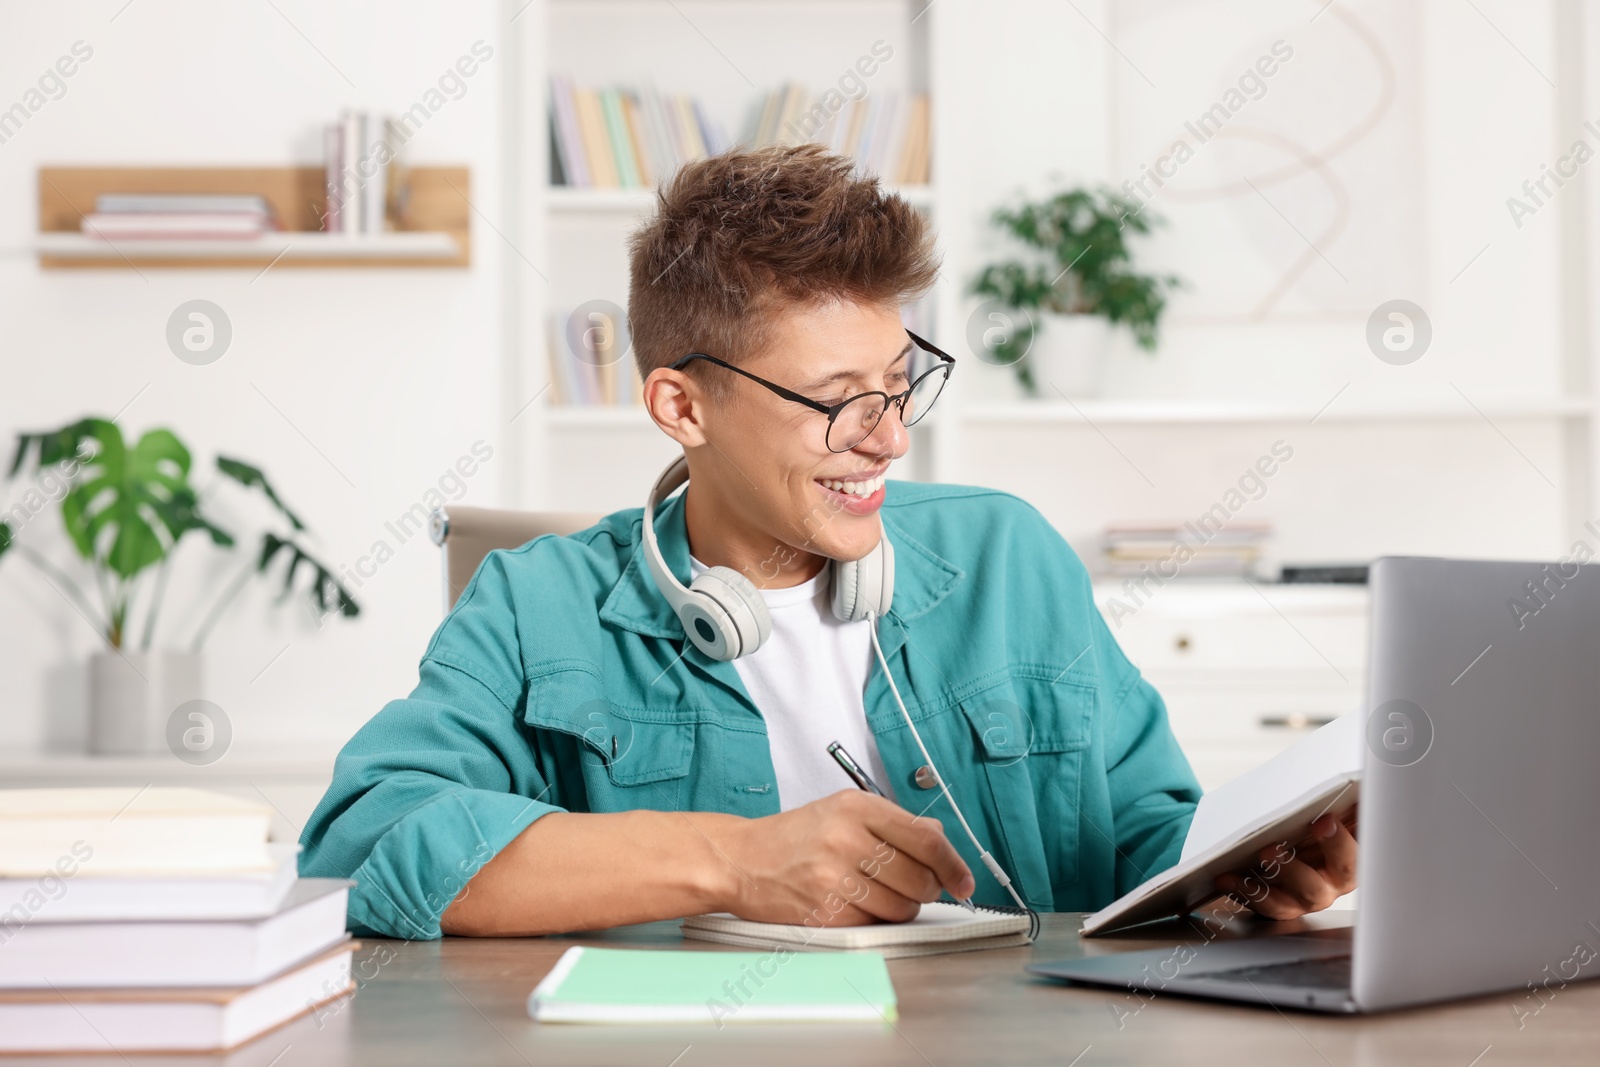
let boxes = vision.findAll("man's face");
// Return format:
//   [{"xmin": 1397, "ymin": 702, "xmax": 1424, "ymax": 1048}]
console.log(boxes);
[{"xmin": 688, "ymin": 299, "xmax": 914, "ymax": 571}]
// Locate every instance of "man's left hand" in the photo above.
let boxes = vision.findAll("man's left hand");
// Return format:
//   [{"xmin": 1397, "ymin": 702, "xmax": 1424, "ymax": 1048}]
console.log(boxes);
[{"xmin": 1212, "ymin": 813, "xmax": 1357, "ymax": 920}]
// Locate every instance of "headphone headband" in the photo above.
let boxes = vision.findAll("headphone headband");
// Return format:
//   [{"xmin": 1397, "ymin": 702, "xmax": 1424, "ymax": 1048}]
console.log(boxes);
[{"xmin": 640, "ymin": 456, "xmax": 892, "ymax": 660}]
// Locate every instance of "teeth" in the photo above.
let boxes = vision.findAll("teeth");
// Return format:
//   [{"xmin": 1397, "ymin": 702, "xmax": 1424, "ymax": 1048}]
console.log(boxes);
[{"xmin": 820, "ymin": 474, "xmax": 885, "ymax": 498}]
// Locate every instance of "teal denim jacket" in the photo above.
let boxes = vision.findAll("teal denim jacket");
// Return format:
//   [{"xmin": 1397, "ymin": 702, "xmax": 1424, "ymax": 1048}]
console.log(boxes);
[{"xmin": 299, "ymin": 482, "xmax": 1202, "ymax": 939}]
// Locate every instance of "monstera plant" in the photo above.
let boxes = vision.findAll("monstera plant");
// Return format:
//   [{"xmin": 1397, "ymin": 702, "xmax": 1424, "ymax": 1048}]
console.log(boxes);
[{"xmin": 0, "ymin": 417, "xmax": 357, "ymax": 753}]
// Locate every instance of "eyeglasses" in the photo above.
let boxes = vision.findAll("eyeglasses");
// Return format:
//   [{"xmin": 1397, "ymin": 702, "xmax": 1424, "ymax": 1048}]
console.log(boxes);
[{"xmin": 667, "ymin": 329, "xmax": 955, "ymax": 453}]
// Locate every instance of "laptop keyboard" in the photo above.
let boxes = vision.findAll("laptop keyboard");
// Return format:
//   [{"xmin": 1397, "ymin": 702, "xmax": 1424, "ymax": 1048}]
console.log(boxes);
[{"xmin": 1201, "ymin": 955, "xmax": 1352, "ymax": 990}]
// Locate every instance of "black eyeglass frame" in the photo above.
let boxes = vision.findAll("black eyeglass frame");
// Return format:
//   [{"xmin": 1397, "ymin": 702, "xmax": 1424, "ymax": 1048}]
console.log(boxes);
[{"xmin": 666, "ymin": 329, "xmax": 957, "ymax": 453}]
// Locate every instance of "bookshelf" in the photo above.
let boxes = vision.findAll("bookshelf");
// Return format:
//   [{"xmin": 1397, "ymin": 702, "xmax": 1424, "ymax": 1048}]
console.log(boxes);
[
  {"xmin": 36, "ymin": 166, "xmax": 471, "ymax": 268},
  {"xmin": 504, "ymin": 0, "xmax": 1600, "ymax": 575}
]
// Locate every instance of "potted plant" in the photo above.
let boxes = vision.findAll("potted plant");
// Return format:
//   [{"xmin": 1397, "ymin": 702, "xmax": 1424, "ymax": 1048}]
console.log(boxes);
[
  {"xmin": 970, "ymin": 187, "xmax": 1182, "ymax": 397},
  {"xmin": 0, "ymin": 417, "xmax": 358, "ymax": 755}
]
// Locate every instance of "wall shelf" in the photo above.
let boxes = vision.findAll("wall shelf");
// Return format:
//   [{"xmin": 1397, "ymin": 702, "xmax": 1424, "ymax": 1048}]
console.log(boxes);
[
  {"xmin": 37, "ymin": 231, "xmax": 460, "ymax": 264},
  {"xmin": 37, "ymin": 165, "xmax": 472, "ymax": 268}
]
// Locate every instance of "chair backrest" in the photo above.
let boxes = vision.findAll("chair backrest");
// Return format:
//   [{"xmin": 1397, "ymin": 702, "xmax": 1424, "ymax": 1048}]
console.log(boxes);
[{"xmin": 429, "ymin": 505, "xmax": 602, "ymax": 611}]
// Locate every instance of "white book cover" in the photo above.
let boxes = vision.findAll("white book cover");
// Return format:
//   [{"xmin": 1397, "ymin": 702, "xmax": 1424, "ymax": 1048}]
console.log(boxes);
[
  {"xmin": 363, "ymin": 112, "xmax": 389, "ymax": 233},
  {"xmin": 0, "ymin": 878, "xmax": 351, "ymax": 989},
  {"xmin": 94, "ymin": 194, "xmax": 270, "ymax": 214},
  {"xmin": 0, "ymin": 787, "xmax": 272, "ymax": 877},
  {"xmin": 0, "ymin": 842, "xmax": 299, "ymax": 923},
  {"xmin": 341, "ymin": 109, "xmax": 364, "ymax": 235},
  {"xmin": 0, "ymin": 941, "xmax": 354, "ymax": 1053}
]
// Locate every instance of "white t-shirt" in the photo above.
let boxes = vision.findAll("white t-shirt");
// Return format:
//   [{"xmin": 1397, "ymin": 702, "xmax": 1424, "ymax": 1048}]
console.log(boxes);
[{"xmin": 689, "ymin": 555, "xmax": 898, "ymax": 811}]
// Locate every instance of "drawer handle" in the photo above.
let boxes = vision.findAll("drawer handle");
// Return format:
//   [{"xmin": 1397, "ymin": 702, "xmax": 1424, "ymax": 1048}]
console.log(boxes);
[{"xmin": 1259, "ymin": 714, "xmax": 1338, "ymax": 730}]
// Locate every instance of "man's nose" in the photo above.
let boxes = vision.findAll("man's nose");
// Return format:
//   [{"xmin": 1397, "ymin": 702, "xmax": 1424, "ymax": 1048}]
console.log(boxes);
[{"xmin": 855, "ymin": 407, "xmax": 910, "ymax": 459}]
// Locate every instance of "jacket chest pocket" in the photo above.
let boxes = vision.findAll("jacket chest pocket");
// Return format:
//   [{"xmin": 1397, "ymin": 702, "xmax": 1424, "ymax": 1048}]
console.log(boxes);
[
  {"xmin": 955, "ymin": 667, "xmax": 1095, "ymax": 907},
  {"xmin": 524, "ymin": 668, "xmax": 695, "ymax": 810}
]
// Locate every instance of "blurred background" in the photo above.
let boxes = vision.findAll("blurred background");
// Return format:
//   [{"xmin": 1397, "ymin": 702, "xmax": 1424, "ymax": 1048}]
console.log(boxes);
[{"xmin": 0, "ymin": 0, "xmax": 1589, "ymax": 836}]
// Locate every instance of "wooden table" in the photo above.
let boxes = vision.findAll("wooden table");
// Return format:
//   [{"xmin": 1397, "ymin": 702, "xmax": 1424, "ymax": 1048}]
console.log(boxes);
[{"xmin": 25, "ymin": 910, "xmax": 1600, "ymax": 1066}]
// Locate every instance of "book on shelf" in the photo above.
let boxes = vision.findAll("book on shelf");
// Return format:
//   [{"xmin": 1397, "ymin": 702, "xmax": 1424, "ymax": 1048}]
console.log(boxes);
[
  {"xmin": 95, "ymin": 194, "xmax": 271, "ymax": 215},
  {"xmin": 550, "ymin": 76, "xmax": 935, "ymax": 190},
  {"xmin": 551, "ymin": 76, "xmax": 728, "ymax": 190},
  {"xmin": 546, "ymin": 307, "xmax": 644, "ymax": 408},
  {"xmin": 79, "ymin": 193, "xmax": 278, "ymax": 241},
  {"xmin": 1100, "ymin": 519, "xmax": 1273, "ymax": 580},
  {"xmin": 324, "ymin": 108, "xmax": 394, "ymax": 234}
]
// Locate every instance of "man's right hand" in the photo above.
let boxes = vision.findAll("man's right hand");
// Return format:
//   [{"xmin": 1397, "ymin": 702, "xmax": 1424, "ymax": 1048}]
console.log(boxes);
[{"xmin": 711, "ymin": 789, "xmax": 975, "ymax": 926}]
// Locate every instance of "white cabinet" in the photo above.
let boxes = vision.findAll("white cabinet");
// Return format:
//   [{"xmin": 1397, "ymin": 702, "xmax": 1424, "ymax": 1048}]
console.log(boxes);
[{"xmin": 1095, "ymin": 583, "xmax": 1368, "ymax": 792}]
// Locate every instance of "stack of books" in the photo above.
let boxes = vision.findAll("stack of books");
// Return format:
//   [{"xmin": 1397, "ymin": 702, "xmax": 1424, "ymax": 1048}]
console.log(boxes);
[
  {"xmin": 323, "ymin": 108, "xmax": 394, "ymax": 234},
  {"xmin": 1101, "ymin": 520, "xmax": 1273, "ymax": 580},
  {"xmin": 548, "ymin": 77, "xmax": 729, "ymax": 189},
  {"xmin": 753, "ymin": 83, "xmax": 930, "ymax": 185},
  {"xmin": 0, "ymin": 787, "xmax": 354, "ymax": 1054},
  {"xmin": 80, "ymin": 193, "xmax": 278, "ymax": 240}
]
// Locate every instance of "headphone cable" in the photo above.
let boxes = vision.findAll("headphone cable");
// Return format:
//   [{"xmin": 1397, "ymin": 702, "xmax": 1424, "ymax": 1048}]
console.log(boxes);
[{"xmin": 866, "ymin": 611, "xmax": 1031, "ymax": 915}]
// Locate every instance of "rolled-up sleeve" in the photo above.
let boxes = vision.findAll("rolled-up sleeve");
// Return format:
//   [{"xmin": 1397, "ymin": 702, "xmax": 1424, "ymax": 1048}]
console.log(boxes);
[{"xmin": 298, "ymin": 553, "xmax": 563, "ymax": 939}]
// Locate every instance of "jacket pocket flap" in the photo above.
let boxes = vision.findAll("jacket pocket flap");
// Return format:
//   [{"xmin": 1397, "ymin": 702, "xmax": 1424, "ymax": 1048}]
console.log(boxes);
[
  {"xmin": 958, "ymin": 669, "xmax": 1094, "ymax": 758},
  {"xmin": 524, "ymin": 668, "xmax": 694, "ymax": 785}
]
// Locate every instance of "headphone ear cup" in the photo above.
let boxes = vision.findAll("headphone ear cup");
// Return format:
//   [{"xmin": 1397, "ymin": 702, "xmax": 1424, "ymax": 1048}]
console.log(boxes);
[
  {"xmin": 832, "ymin": 537, "xmax": 894, "ymax": 622},
  {"xmin": 689, "ymin": 567, "xmax": 772, "ymax": 660}
]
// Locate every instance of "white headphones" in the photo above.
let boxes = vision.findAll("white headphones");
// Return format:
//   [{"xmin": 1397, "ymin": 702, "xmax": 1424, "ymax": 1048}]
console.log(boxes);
[{"xmin": 640, "ymin": 455, "xmax": 894, "ymax": 661}]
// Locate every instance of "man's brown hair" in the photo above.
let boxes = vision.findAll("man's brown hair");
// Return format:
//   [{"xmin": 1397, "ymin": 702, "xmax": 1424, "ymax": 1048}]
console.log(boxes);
[{"xmin": 626, "ymin": 143, "xmax": 940, "ymax": 394}]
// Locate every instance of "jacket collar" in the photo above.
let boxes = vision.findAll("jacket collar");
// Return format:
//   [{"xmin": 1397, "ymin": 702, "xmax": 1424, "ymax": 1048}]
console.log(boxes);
[{"xmin": 600, "ymin": 486, "xmax": 964, "ymax": 659}]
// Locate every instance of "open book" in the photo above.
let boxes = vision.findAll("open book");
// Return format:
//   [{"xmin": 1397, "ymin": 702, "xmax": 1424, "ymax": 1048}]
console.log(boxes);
[
  {"xmin": 1081, "ymin": 712, "xmax": 1362, "ymax": 937},
  {"xmin": 683, "ymin": 900, "xmax": 1037, "ymax": 959}
]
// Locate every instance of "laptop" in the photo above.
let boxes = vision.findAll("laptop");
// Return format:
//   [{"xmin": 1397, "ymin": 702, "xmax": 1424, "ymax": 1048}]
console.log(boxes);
[{"xmin": 1029, "ymin": 556, "xmax": 1600, "ymax": 1013}]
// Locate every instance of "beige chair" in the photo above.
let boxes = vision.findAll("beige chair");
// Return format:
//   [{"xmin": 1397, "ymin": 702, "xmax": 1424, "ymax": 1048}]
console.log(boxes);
[{"xmin": 428, "ymin": 505, "xmax": 602, "ymax": 612}]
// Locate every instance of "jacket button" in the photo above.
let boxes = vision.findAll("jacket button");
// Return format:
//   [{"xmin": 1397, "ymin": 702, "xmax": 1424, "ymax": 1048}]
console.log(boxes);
[{"xmin": 914, "ymin": 765, "xmax": 940, "ymax": 790}]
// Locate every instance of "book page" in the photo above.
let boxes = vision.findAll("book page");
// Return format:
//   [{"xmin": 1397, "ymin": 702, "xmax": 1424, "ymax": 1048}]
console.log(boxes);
[{"xmin": 1180, "ymin": 711, "xmax": 1363, "ymax": 863}]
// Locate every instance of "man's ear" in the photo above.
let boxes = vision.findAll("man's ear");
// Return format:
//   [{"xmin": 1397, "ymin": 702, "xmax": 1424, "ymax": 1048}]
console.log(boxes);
[{"xmin": 645, "ymin": 368, "xmax": 709, "ymax": 449}]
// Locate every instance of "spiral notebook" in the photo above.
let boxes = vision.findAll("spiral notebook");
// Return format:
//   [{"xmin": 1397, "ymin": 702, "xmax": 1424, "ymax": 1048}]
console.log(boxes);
[{"xmin": 681, "ymin": 901, "xmax": 1038, "ymax": 959}]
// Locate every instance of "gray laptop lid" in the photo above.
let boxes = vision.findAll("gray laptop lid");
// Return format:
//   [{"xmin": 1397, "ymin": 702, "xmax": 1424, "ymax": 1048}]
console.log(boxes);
[{"xmin": 1355, "ymin": 557, "xmax": 1600, "ymax": 1011}]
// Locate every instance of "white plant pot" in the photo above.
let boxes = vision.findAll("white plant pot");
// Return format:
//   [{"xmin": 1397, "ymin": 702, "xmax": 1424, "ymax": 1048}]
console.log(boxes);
[
  {"xmin": 88, "ymin": 650, "xmax": 202, "ymax": 756},
  {"xmin": 1025, "ymin": 314, "xmax": 1114, "ymax": 399}
]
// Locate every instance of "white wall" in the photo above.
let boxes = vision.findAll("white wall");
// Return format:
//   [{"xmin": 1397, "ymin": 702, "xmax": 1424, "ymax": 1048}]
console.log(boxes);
[{"xmin": 0, "ymin": 0, "xmax": 508, "ymax": 755}]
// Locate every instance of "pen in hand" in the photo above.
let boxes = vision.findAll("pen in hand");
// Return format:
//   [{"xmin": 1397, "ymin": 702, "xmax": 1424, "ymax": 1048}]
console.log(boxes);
[{"xmin": 827, "ymin": 740, "xmax": 977, "ymax": 913}]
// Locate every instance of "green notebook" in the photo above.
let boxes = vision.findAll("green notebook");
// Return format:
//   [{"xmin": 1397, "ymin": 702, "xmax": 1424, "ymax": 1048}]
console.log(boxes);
[{"xmin": 527, "ymin": 946, "xmax": 897, "ymax": 1025}]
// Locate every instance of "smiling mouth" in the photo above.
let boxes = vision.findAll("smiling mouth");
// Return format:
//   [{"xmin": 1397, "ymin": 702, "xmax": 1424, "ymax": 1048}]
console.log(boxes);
[{"xmin": 815, "ymin": 473, "xmax": 886, "ymax": 498}]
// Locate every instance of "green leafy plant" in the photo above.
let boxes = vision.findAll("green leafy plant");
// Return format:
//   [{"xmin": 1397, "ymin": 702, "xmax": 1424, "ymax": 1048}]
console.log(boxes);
[
  {"xmin": 970, "ymin": 187, "xmax": 1182, "ymax": 394},
  {"xmin": 0, "ymin": 417, "xmax": 358, "ymax": 651}
]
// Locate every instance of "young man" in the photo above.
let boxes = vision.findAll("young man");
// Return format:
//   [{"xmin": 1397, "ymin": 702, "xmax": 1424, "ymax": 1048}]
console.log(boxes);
[{"xmin": 299, "ymin": 144, "xmax": 1356, "ymax": 939}]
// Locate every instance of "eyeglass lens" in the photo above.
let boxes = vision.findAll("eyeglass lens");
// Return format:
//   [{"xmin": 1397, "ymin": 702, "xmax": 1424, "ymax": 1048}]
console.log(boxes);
[{"xmin": 827, "ymin": 366, "xmax": 949, "ymax": 452}]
